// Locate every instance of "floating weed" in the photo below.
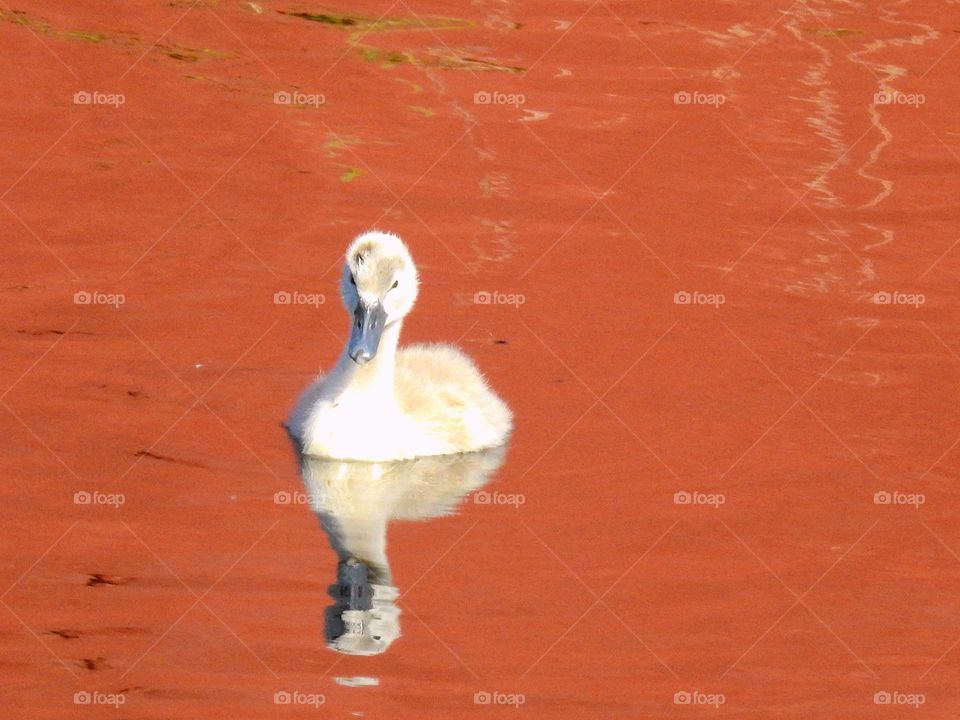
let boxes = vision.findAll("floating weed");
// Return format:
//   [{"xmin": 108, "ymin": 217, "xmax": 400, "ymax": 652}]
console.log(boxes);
[
  {"xmin": 358, "ymin": 46, "xmax": 523, "ymax": 73},
  {"xmin": 280, "ymin": 9, "xmax": 471, "ymax": 34},
  {"xmin": 0, "ymin": 9, "xmax": 136, "ymax": 46},
  {"xmin": 280, "ymin": 7, "xmax": 522, "ymax": 73},
  {"xmin": 162, "ymin": 50, "xmax": 198, "ymax": 62},
  {"xmin": 283, "ymin": 11, "xmax": 362, "ymax": 26},
  {"xmin": 805, "ymin": 26, "xmax": 864, "ymax": 38},
  {"xmin": 409, "ymin": 105, "xmax": 435, "ymax": 117},
  {"xmin": 159, "ymin": 44, "xmax": 230, "ymax": 63},
  {"xmin": 394, "ymin": 78, "xmax": 424, "ymax": 93},
  {"xmin": 0, "ymin": 10, "xmax": 110, "ymax": 43},
  {"xmin": 460, "ymin": 57, "xmax": 524, "ymax": 73},
  {"xmin": 323, "ymin": 136, "xmax": 364, "ymax": 159},
  {"xmin": 340, "ymin": 167, "xmax": 363, "ymax": 183},
  {"xmin": 0, "ymin": 9, "xmax": 219, "ymax": 57},
  {"xmin": 0, "ymin": 9, "xmax": 51, "ymax": 33},
  {"xmin": 63, "ymin": 30, "xmax": 108, "ymax": 43}
]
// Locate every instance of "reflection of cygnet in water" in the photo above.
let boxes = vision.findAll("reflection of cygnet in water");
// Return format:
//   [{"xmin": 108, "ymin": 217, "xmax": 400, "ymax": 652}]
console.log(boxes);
[{"xmin": 298, "ymin": 445, "xmax": 507, "ymax": 655}]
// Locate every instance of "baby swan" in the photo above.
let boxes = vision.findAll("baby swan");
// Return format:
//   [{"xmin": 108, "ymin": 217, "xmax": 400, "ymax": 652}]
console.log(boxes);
[{"xmin": 288, "ymin": 231, "xmax": 512, "ymax": 461}]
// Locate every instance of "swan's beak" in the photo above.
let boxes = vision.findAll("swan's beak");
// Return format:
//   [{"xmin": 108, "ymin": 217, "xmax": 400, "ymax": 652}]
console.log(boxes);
[{"xmin": 349, "ymin": 302, "xmax": 387, "ymax": 365}]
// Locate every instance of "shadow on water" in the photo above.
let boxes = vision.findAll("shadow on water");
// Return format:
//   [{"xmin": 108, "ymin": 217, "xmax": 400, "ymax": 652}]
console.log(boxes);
[{"xmin": 291, "ymin": 442, "xmax": 507, "ymax": 655}]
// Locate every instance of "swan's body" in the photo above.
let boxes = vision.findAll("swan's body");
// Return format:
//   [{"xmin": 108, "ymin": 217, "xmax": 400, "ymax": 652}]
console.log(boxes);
[{"xmin": 288, "ymin": 231, "xmax": 512, "ymax": 461}]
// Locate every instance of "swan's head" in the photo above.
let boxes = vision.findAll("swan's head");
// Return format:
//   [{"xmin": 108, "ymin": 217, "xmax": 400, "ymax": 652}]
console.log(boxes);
[{"xmin": 341, "ymin": 231, "xmax": 419, "ymax": 365}]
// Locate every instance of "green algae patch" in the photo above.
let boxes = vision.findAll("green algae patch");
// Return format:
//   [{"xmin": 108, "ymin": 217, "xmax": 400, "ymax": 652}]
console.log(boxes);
[
  {"xmin": 339, "ymin": 166, "xmax": 362, "ymax": 182},
  {"xmin": 394, "ymin": 78, "xmax": 424, "ymax": 93},
  {"xmin": 805, "ymin": 27, "xmax": 864, "ymax": 38},
  {"xmin": 323, "ymin": 136, "xmax": 363, "ymax": 158},
  {"xmin": 0, "ymin": 9, "xmax": 227, "ymax": 60},
  {"xmin": 0, "ymin": 9, "xmax": 121, "ymax": 44},
  {"xmin": 358, "ymin": 46, "xmax": 523, "ymax": 73},
  {"xmin": 159, "ymin": 44, "xmax": 231, "ymax": 63},
  {"xmin": 280, "ymin": 9, "xmax": 471, "ymax": 34},
  {"xmin": 63, "ymin": 30, "xmax": 108, "ymax": 43},
  {"xmin": 281, "ymin": 7, "xmax": 523, "ymax": 73},
  {"xmin": 283, "ymin": 11, "xmax": 362, "ymax": 26}
]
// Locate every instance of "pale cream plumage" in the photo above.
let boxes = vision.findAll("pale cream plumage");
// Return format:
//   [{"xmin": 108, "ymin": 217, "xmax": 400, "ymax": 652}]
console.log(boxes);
[{"xmin": 288, "ymin": 231, "xmax": 512, "ymax": 461}]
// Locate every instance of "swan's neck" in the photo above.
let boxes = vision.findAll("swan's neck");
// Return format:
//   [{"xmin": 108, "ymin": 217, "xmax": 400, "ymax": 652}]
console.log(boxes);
[{"xmin": 334, "ymin": 319, "xmax": 403, "ymax": 396}]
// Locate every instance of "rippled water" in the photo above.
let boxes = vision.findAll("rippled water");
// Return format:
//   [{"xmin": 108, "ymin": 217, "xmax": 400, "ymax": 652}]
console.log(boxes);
[{"xmin": 298, "ymin": 446, "xmax": 507, "ymax": 655}]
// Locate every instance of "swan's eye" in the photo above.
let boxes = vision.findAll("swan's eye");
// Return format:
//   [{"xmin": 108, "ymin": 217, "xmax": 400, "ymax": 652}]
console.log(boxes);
[
  {"xmin": 391, "ymin": 280, "xmax": 398, "ymax": 290},
  {"xmin": 349, "ymin": 276, "xmax": 356, "ymax": 286}
]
